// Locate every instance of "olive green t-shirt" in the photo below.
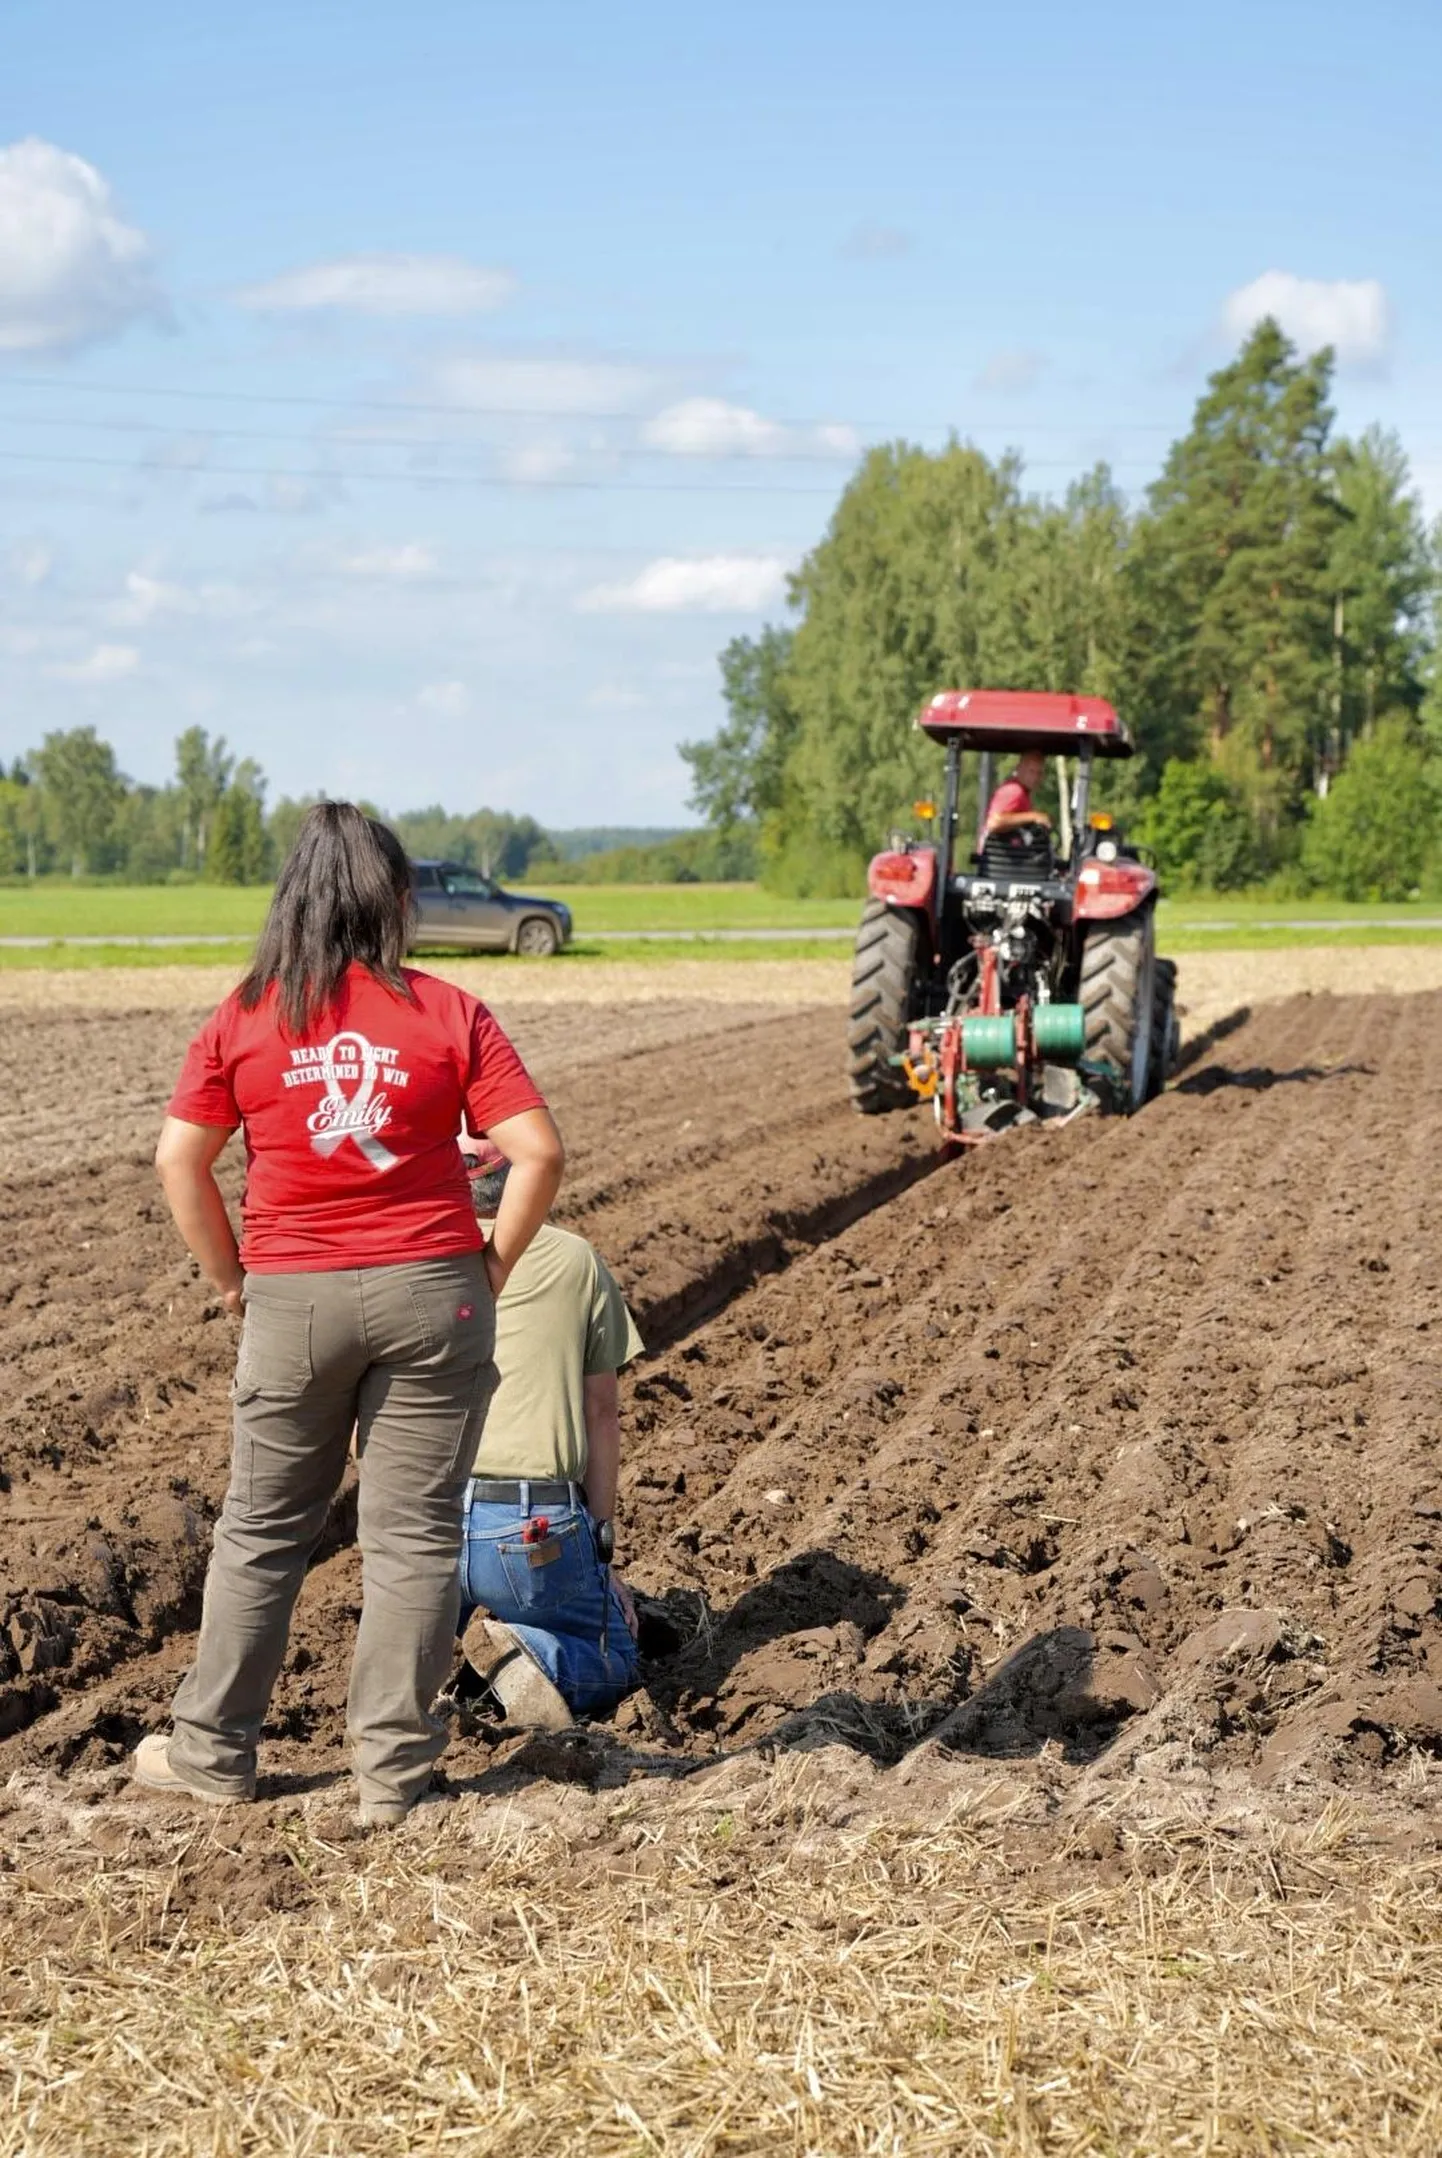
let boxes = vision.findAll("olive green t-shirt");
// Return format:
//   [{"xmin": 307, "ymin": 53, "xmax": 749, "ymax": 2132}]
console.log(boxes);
[{"xmin": 472, "ymin": 1222, "xmax": 644, "ymax": 1480}]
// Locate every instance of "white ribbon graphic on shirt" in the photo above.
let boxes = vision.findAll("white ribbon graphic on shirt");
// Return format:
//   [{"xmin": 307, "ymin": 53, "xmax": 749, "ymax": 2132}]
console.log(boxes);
[{"xmin": 305, "ymin": 1029, "xmax": 400, "ymax": 1172}]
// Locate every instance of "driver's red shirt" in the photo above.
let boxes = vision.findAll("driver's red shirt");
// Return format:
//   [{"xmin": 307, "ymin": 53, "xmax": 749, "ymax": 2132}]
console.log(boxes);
[
  {"xmin": 985, "ymin": 777, "xmax": 1033, "ymax": 823},
  {"xmin": 167, "ymin": 964, "xmax": 545, "ymax": 1273}
]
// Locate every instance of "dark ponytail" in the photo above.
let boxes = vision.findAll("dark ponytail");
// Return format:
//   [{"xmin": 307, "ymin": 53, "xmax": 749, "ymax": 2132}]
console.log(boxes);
[{"xmin": 239, "ymin": 802, "xmax": 414, "ymax": 1035}]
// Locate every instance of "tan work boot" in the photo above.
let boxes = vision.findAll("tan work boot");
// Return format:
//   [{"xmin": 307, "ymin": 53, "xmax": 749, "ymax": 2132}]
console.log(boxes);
[
  {"xmin": 358, "ymin": 1787, "xmax": 445, "ymax": 1831},
  {"xmin": 131, "ymin": 1731, "xmax": 254, "ymax": 1805},
  {"xmin": 462, "ymin": 1615, "xmax": 572, "ymax": 1730}
]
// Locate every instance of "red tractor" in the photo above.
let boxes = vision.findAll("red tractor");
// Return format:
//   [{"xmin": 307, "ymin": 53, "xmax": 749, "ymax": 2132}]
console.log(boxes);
[{"xmin": 848, "ymin": 690, "xmax": 1179, "ymax": 1142}]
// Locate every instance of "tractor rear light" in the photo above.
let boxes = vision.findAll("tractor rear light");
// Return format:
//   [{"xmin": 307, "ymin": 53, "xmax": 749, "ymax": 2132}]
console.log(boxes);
[
  {"xmin": 1075, "ymin": 856, "xmax": 1154, "ymax": 920},
  {"xmin": 867, "ymin": 847, "xmax": 937, "ymax": 909}
]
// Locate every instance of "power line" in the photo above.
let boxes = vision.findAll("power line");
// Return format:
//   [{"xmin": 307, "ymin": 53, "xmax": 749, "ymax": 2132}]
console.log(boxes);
[
  {"xmin": 0, "ymin": 444, "xmax": 1170, "ymax": 493},
  {"xmin": 0, "ymin": 445, "xmax": 843, "ymax": 495},
  {"xmin": 0, "ymin": 366, "xmax": 1187, "ymax": 436},
  {"xmin": 0, "ymin": 405, "xmax": 861, "ymax": 465}
]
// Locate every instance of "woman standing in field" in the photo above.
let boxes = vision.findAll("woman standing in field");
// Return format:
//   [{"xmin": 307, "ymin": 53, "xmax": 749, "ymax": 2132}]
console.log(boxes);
[{"xmin": 133, "ymin": 803, "xmax": 564, "ymax": 1825}]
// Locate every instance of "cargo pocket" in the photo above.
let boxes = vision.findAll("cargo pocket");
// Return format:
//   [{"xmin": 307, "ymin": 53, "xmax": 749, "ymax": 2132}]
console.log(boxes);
[{"xmin": 233, "ymin": 1296, "xmax": 314, "ymax": 1403}]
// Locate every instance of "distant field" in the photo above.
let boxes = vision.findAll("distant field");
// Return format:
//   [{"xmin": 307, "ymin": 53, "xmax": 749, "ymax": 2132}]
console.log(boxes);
[
  {"xmin": 0, "ymin": 881, "xmax": 857, "ymax": 940},
  {"xmin": 0, "ymin": 884, "xmax": 270, "ymax": 937},
  {"xmin": 3, "ymin": 880, "xmax": 1442, "ymax": 963}
]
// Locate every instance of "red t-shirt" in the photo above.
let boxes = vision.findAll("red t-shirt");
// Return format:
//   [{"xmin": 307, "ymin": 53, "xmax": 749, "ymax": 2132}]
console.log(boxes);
[
  {"xmin": 168, "ymin": 965, "xmax": 546, "ymax": 1274},
  {"xmin": 986, "ymin": 777, "xmax": 1033, "ymax": 822}
]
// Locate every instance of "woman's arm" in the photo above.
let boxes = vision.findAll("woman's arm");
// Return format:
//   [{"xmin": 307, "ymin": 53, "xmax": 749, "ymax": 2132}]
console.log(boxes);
[
  {"xmin": 155, "ymin": 1116, "xmax": 245, "ymax": 1315},
  {"xmin": 480, "ymin": 1104, "xmax": 565, "ymax": 1297}
]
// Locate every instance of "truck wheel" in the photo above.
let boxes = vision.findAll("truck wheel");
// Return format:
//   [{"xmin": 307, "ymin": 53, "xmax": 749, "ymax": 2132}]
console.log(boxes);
[
  {"xmin": 515, "ymin": 916, "xmax": 560, "ymax": 957},
  {"xmin": 1080, "ymin": 911, "xmax": 1156, "ymax": 1114},
  {"xmin": 1148, "ymin": 956, "xmax": 1180, "ymax": 1098},
  {"xmin": 848, "ymin": 900, "xmax": 921, "ymax": 1114}
]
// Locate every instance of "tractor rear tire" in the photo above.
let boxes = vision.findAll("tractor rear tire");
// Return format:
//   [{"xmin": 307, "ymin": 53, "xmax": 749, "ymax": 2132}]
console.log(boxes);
[
  {"xmin": 1148, "ymin": 956, "xmax": 1180, "ymax": 1098},
  {"xmin": 1079, "ymin": 910, "xmax": 1156, "ymax": 1114},
  {"xmin": 848, "ymin": 900, "xmax": 921, "ymax": 1114}
]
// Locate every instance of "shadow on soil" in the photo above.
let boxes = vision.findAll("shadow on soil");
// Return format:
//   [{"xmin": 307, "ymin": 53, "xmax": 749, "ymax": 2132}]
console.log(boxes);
[
  {"xmin": 446, "ymin": 1560, "xmax": 1139, "ymax": 1803},
  {"xmin": 1172, "ymin": 1005, "xmax": 1252, "ymax": 1074},
  {"xmin": 1177, "ymin": 1060, "xmax": 1374, "ymax": 1096}
]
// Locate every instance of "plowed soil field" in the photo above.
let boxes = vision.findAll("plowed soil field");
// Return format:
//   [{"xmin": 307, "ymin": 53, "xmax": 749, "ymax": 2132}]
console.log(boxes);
[
  {"xmin": 5, "ymin": 974, "xmax": 1442, "ymax": 2154},
  {"xmin": 6, "ymin": 982, "xmax": 1441, "ymax": 1798}
]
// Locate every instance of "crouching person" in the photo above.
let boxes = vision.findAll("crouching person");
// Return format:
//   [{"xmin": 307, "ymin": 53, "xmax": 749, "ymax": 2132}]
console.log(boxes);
[{"xmin": 454, "ymin": 1140, "xmax": 643, "ymax": 1728}]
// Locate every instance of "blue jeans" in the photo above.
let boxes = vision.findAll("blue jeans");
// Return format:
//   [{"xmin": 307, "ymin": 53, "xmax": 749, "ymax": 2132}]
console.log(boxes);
[{"xmin": 457, "ymin": 1482, "xmax": 640, "ymax": 1717}]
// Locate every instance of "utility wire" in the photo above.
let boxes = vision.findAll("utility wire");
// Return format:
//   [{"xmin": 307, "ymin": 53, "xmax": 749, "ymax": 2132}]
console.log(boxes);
[
  {"xmin": 0, "ymin": 444, "xmax": 1168, "ymax": 492},
  {"xmin": 0, "ymin": 406, "xmax": 860, "ymax": 464},
  {"xmin": 0, "ymin": 367, "xmax": 1187, "ymax": 435}
]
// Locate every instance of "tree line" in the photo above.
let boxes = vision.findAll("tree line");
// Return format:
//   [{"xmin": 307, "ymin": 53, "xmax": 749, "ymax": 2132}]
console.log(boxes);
[
  {"xmin": 0, "ymin": 735, "xmax": 579, "ymax": 887},
  {"xmin": 0, "ymin": 730, "xmax": 755, "ymax": 890},
  {"xmin": 682, "ymin": 322, "xmax": 1442, "ymax": 900},
  {"xmin": 0, "ymin": 727, "xmax": 276, "ymax": 885}
]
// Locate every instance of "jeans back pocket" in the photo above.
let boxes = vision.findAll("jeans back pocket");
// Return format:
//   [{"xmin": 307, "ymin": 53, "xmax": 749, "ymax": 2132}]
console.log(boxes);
[{"xmin": 495, "ymin": 1516, "xmax": 591, "ymax": 1614}]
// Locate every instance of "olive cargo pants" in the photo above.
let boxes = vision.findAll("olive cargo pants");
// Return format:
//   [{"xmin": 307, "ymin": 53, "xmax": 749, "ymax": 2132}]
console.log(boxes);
[{"xmin": 168, "ymin": 1255, "xmax": 496, "ymax": 1810}]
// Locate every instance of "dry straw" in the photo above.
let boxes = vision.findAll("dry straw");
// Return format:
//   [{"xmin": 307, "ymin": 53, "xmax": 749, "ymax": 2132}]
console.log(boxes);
[{"xmin": 3, "ymin": 1753, "xmax": 1441, "ymax": 2156}]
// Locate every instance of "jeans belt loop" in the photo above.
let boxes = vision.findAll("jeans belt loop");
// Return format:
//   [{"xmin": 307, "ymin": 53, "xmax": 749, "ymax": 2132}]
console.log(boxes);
[
  {"xmin": 520, "ymin": 1477, "xmax": 531, "ymax": 1515},
  {"xmin": 463, "ymin": 1475, "xmax": 476, "ymax": 1517}
]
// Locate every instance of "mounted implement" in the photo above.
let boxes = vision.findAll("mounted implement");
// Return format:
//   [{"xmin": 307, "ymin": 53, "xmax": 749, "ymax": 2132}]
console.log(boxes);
[{"xmin": 848, "ymin": 690, "xmax": 1179, "ymax": 1143}]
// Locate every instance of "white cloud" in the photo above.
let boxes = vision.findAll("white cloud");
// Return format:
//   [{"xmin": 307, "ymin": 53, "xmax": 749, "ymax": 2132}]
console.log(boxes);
[
  {"xmin": 643, "ymin": 397, "xmax": 858, "ymax": 460},
  {"xmin": 338, "ymin": 543, "xmax": 437, "ymax": 580},
  {"xmin": 0, "ymin": 137, "xmax": 163, "ymax": 353},
  {"xmin": 973, "ymin": 349, "xmax": 1047, "ymax": 394},
  {"xmin": 237, "ymin": 253, "xmax": 516, "ymax": 316},
  {"xmin": 111, "ymin": 571, "xmax": 185, "ymax": 624},
  {"xmin": 580, "ymin": 554, "xmax": 792, "ymax": 614},
  {"xmin": 501, "ymin": 439, "xmax": 580, "ymax": 485},
  {"xmin": 1223, "ymin": 271, "xmax": 1389, "ymax": 364},
  {"xmin": 416, "ymin": 679, "xmax": 470, "ymax": 718},
  {"xmin": 434, "ymin": 354, "xmax": 660, "ymax": 415},
  {"xmin": 108, "ymin": 569, "xmax": 252, "ymax": 625},
  {"xmin": 50, "ymin": 642, "xmax": 140, "ymax": 683}
]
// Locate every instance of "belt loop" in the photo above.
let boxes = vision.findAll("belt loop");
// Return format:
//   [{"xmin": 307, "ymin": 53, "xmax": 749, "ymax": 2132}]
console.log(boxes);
[
  {"xmin": 463, "ymin": 1476, "xmax": 475, "ymax": 1517},
  {"xmin": 520, "ymin": 1477, "xmax": 531, "ymax": 1516}
]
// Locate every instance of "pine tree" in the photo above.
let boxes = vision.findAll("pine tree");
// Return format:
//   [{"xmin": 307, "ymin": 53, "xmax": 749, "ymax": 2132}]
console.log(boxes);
[
  {"xmin": 1128, "ymin": 320, "xmax": 1343, "ymax": 852},
  {"xmin": 1327, "ymin": 427, "xmax": 1432, "ymax": 764}
]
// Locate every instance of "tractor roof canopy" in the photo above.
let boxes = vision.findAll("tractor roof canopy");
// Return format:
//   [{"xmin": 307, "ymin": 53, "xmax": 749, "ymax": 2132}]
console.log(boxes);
[{"xmin": 917, "ymin": 690, "xmax": 1133, "ymax": 758}]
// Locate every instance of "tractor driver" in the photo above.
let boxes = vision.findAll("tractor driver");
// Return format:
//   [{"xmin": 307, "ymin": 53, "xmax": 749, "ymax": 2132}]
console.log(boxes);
[{"xmin": 984, "ymin": 749, "xmax": 1051, "ymax": 835}]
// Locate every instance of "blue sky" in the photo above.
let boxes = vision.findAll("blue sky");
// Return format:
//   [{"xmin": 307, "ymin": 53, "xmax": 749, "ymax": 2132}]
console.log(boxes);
[{"xmin": 0, "ymin": 0, "xmax": 1436, "ymax": 825}]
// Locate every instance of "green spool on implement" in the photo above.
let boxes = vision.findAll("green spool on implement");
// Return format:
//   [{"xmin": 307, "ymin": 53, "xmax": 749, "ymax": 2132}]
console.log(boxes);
[
  {"xmin": 1032, "ymin": 1002, "xmax": 1085, "ymax": 1064},
  {"xmin": 961, "ymin": 1014, "xmax": 1017, "ymax": 1069}
]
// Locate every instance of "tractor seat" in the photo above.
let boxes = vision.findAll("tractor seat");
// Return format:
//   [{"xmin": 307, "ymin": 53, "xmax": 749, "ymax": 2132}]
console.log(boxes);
[{"xmin": 977, "ymin": 819, "xmax": 1056, "ymax": 881}]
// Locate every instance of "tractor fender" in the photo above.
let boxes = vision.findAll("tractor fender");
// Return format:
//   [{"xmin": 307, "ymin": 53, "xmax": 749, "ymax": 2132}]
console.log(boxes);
[
  {"xmin": 867, "ymin": 845, "xmax": 937, "ymax": 912},
  {"xmin": 1072, "ymin": 856, "xmax": 1157, "ymax": 922}
]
